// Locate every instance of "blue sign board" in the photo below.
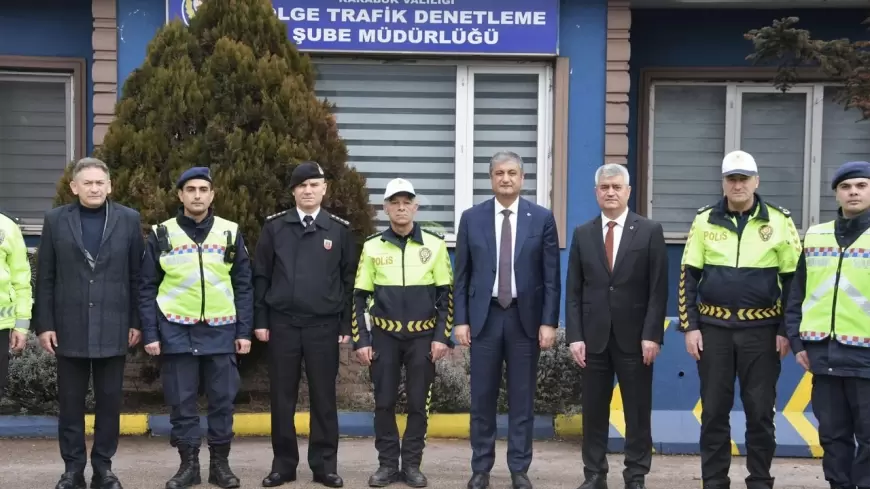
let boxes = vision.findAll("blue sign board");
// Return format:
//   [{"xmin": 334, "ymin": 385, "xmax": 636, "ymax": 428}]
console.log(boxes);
[{"xmin": 167, "ymin": 0, "xmax": 559, "ymax": 56}]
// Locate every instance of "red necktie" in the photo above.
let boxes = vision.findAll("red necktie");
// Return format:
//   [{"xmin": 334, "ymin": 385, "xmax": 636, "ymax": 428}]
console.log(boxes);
[{"xmin": 605, "ymin": 221, "xmax": 616, "ymax": 271}]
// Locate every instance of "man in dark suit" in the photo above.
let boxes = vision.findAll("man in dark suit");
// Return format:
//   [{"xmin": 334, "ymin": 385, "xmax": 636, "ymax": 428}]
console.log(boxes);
[
  {"xmin": 455, "ymin": 151, "xmax": 561, "ymax": 489},
  {"xmin": 565, "ymin": 163, "xmax": 668, "ymax": 489},
  {"xmin": 34, "ymin": 157, "xmax": 144, "ymax": 489}
]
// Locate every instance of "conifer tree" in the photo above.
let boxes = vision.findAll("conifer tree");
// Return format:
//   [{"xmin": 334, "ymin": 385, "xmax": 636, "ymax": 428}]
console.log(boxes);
[
  {"xmin": 55, "ymin": 0, "xmax": 376, "ymax": 252},
  {"xmin": 745, "ymin": 16, "xmax": 870, "ymax": 120}
]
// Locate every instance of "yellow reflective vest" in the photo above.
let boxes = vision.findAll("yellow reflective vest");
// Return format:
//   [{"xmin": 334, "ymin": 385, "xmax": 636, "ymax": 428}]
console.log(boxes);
[
  {"xmin": 352, "ymin": 225, "xmax": 453, "ymax": 349},
  {"xmin": 679, "ymin": 196, "xmax": 801, "ymax": 330},
  {"xmin": 800, "ymin": 221, "xmax": 870, "ymax": 347},
  {"xmin": 153, "ymin": 216, "xmax": 237, "ymax": 326},
  {"xmin": 0, "ymin": 212, "xmax": 31, "ymax": 332}
]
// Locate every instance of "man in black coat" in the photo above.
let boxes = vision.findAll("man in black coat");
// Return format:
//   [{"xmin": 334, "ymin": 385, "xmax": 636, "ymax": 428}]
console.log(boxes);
[
  {"xmin": 34, "ymin": 157, "xmax": 144, "ymax": 489},
  {"xmin": 254, "ymin": 161, "xmax": 357, "ymax": 488},
  {"xmin": 565, "ymin": 163, "xmax": 668, "ymax": 489}
]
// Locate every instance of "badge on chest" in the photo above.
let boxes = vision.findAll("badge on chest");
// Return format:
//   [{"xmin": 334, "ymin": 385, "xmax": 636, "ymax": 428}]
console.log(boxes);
[{"xmin": 324, "ymin": 239, "xmax": 332, "ymax": 250}]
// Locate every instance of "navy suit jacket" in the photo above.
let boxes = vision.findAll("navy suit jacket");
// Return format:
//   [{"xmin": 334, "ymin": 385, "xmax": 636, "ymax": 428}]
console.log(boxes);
[{"xmin": 454, "ymin": 197, "xmax": 561, "ymax": 339}]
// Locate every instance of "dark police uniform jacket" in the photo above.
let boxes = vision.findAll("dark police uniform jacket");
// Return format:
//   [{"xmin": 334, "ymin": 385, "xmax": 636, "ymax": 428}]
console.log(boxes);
[
  {"xmin": 785, "ymin": 209, "xmax": 870, "ymax": 379},
  {"xmin": 253, "ymin": 208, "xmax": 357, "ymax": 335},
  {"xmin": 139, "ymin": 208, "xmax": 254, "ymax": 355}
]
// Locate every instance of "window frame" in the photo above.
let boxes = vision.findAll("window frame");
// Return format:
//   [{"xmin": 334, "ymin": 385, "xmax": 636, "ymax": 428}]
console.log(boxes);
[
  {"xmin": 311, "ymin": 57, "xmax": 554, "ymax": 246},
  {"xmin": 638, "ymin": 68, "xmax": 842, "ymax": 243},
  {"xmin": 0, "ymin": 55, "xmax": 86, "ymax": 235}
]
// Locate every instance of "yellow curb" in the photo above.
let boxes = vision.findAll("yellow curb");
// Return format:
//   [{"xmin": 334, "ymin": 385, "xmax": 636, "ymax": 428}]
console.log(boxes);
[
  {"xmin": 425, "ymin": 414, "xmax": 470, "ymax": 438},
  {"xmin": 84, "ymin": 414, "xmax": 149, "ymax": 435},
  {"xmin": 554, "ymin": 414, "xmax": 582, "ymax": 438},
  {"xmin": 233, "ymin": 413, "xmax": 310, "ymax": 436}
]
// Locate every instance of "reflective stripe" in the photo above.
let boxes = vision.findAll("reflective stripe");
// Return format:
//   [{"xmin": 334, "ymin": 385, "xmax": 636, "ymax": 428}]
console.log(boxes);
[
  {"xmin": 800, "ymin": 221, "xmax": 870, "ymax": 346},
  {"xmin": 0, "ymin": 306, "xmax": 14, "ymax": 318},
  {"xmin": 370, "ymin": 316, "xmax": 436, "ymax": 333},
  {"xmin": 164, "ymin": 314, "xmax": 237, "ymax": 326},
  {"xmin": 805, "ymin": 246, "xmax": 870, "ymax": 258},
  {"xmin": 837, "ymin": 276, "xmax": 870, "ymax": 316},
  {"xmin": 160, "ymin": 268, "xmax": 233, "ymax": 303},
  {"xmin": 799, "ymin": 331, "xmax": 829, "ymax": 341},
  {"xmin": 801, "ymin": 274, "xmax": 837, "ymax": 316},
  {"xmin": 158, "ymin": 270, "xmax": 202, "ymax": 302},
  {"xmin": 697, "ymin": 303, "xmax": 781, "ymax": 321},
  {"xmin": 155, "ymin": 217, "xmax": 237, "ymax": 326}
]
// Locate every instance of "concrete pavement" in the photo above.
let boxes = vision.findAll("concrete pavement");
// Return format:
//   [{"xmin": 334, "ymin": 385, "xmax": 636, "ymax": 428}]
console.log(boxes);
[{"xmin": 0, "ymin": 437, "xmax": 827, "ymax": 488}]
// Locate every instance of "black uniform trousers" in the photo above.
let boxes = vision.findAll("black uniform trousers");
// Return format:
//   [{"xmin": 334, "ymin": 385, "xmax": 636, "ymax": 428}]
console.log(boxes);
[
  {"xmin": 812, "ymin": 374, "xmax": 870, "ymax": 488},
  {"xmin": 697, "ymin": 323, "xmax": 780, "ymax": 489},
  {"xmin": 370, "ymin": 327, "xmax": 436, "ymax": 469},
  {"xmin": 582, "ymin": 329, "xmax": 653, "ymax": 484},
  {"xmin": 160, "ymin": 353, "xmax": 239, "ymax": 448},
  {"xmin": 0, "ymin": 329, "xmax": 9, "ymax": 391},
  {"xmin": 268, "ymin": 321, "xmax": 340, "ymax": 476},
  {"xmin": 56, "ymin": 354, "xmax": 126, "ymax": 474}
]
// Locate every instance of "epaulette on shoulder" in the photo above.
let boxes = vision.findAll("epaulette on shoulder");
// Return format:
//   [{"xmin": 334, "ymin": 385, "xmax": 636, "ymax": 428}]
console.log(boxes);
[
  {"xmin": 765, "ymin": 201, "xmax": 791, "ymax": 216},
  {"xmin": 422, "ymin": 228, "xmax": 445, "ymax": 240},
  {"xmin": 329, "ymin": 214, "xmax": 350, "ymax": 227},
  {"xmin": 365, "ymin": 231, "xmax": 383, "ymax": 242},
  {"xmin": 696, "ymin": 204, "xmax": 714, "ymax": 215},
  {"xmin": 266, "ymin": 209, "xmax": 288, "ymax": 222}
]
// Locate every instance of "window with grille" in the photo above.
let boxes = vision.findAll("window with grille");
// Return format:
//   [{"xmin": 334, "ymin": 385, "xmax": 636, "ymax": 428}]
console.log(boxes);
[
  {"xmin": 313, "ymin": 60, "xmax": 552, "ymax": 243},
  {"xmin": 646, "ymin": 81, "xmax": 870, "ymax": 239},
  {"xmin": 0, "ymin": 73, "xmax": 74, "ymax": 225}
]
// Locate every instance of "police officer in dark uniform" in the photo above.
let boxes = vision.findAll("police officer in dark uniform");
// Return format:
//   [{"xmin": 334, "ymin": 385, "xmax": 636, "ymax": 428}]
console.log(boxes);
[
  {"xmin": 254, "ymin": 161, "xmax": 358, "ymax": 488},
  {"xmin": 140, "ymin": 167, "xmax": 254, "ymax": 489}
]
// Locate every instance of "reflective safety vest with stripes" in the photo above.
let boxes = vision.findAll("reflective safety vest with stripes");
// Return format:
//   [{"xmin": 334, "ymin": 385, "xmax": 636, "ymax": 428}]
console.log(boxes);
[
  {"xmin": 800, "ymin": 220, "xmax": 870, "ymax": 347},
  {"xmin": 154, "ymin": 217, "xmax": 237, "ymax": 326}
]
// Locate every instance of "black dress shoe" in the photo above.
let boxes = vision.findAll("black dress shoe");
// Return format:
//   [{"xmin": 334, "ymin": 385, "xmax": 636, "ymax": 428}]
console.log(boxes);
[
  {"xmin": 625, "ymin": 482, "xmax": 645, "ymax": 489},
  {"xmin": 511, "ymin": 472, "xmax": 533, "ymax": 489},
  {"xmin": 578, "ymin": 474, "xmax": 608, "ymax": 489},
  {"xmin": 313, "ymin": 472, "xmax": 344, "ymax": 488},
  {"xmin": 402, "ymin": 466, "xmax": 428, "ymax": 488},
  {"xmin": 368, "ymin": 466, "xmax": 401, "ymax": 487},
  {"xmin": 467, "ymin": 472, "xmax": 490, "ymax": 489},
  {"xmin": 56, "ymin": 472, "xmax": 86, "ymax": 489},
  {"xmin": 261, "ymin": 472, "xmax": 296, "ymax": 487},
  {"xmin": 90, "ymin": 470, "xmax": 122, "ymax": 489}
]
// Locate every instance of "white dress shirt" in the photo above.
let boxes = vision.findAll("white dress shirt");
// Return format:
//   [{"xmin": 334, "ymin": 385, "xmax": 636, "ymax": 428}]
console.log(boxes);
[
  {"xmin": 492, "ymin": 198, "xmax": 519, "ymax": 299},
  {"xmin": 297, "ymin": 207, "xmax": 321, "ymax": 225},
  {"xmin": 601, "ymin": 208, "xmax": 629, "ymax": 269}
]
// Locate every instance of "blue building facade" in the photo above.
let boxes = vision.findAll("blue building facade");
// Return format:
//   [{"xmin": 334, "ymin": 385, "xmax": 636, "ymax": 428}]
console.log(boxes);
[{"xmin": 3, "ymin": 0, "xmax": 868, "ymax": 457}]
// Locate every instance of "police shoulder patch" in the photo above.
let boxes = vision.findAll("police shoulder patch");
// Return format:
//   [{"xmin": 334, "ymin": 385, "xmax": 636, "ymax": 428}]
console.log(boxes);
[
  {"xmin": 696, "ymin": 204, "xmax": 714, "ymax": 215},
  {"xmin": 765, "ymin": 201, "xmax": 791, "ymax": 216},
  {"xmin": 365, "ymin": 231, "xmax": 383, "ymax": 241},
  {"xmin": 329, "ymin": 213, "xmax": 350, "ymax": 227},
  {"xmin": 422, "ymin": 228, "xmax": 445, "ymax": 240},
  {"xmin": 266, "ymin": 209, "xmax": 288, "ymax": 222}
]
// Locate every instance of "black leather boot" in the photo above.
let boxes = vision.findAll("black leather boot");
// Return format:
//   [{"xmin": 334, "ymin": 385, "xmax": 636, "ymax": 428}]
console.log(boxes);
[
  {"xmin": 402, "ymin": 466, "xmax": 428, "ymax": 488},
  {"xmin": 55, "ymin": 472, "xmax": 86, "ymax": 489},
  {"xmin": 165, "ymin": 445, "xmax": 201, "ymax": 489},
  {"xmin": 368, "ymin": 466, "xmax": 401, "ymax": 487},
  {"xmin": 90, "ymin": 469, "xmax": 123, "ymax": 489},
  {"xmin": 208, "ymin": 444, "xmax": 240, "ymax": 488}
]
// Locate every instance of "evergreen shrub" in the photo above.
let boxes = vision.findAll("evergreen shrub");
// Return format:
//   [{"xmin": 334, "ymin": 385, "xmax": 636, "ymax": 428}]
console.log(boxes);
[{"xmin": 50, "ymin": 0, "xmax": 376, "ymax": 380}]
